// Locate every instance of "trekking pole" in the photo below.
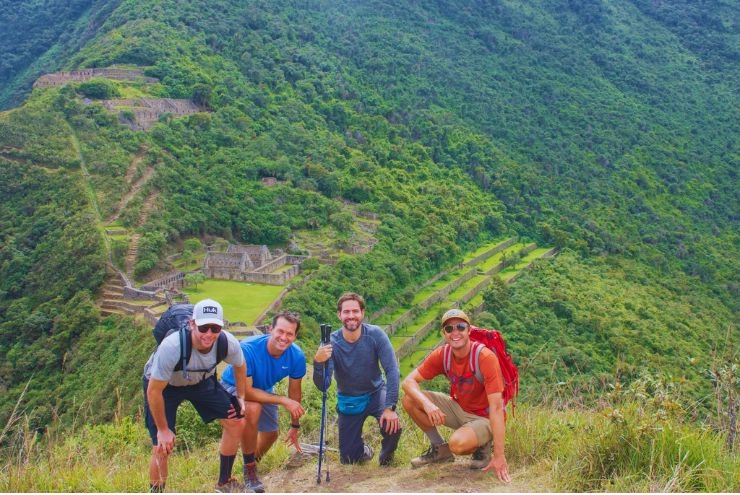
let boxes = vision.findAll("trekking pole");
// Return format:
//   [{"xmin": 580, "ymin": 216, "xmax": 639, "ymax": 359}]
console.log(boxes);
[{"xmin": 317, "ymin": 324, "xmax": 331, "ymax": 484}]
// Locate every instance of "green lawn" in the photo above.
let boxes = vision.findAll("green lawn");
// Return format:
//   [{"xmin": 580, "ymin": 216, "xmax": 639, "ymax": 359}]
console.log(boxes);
[
  {"xmin": 477, "ymin": 242, "xmax": 528, "ymax": 272},
  {"xmin": 183, "ymin": 279, "xmax": 285, "ymax": 324}
]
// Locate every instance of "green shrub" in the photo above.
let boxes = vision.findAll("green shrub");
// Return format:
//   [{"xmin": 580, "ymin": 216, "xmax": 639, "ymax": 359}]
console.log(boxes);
[{"xmin": 76, "ymin": 79, "xmax": 120, "ymax": 99}]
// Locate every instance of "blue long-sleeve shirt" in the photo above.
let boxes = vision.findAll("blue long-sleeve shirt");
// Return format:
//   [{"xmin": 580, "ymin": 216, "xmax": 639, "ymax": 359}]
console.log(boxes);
[{"xmin": 313, "ymin": 322, "xmax": 400, "ymax": 409}]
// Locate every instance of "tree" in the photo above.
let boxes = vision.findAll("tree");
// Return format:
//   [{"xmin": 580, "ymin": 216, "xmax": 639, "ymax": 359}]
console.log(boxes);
[
  {"xmin": 482, "ymin": 276, "xmax": 509, "ymax": 313},
  {"xmin": 184, "ymin": 272, "xmax": 206, "ymax": 289}
]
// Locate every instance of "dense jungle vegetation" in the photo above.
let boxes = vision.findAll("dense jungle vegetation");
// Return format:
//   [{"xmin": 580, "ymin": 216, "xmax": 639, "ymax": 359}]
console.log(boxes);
[{"xmin": 0, "ymin": 0, "xmax": 736, "ymax": 459}]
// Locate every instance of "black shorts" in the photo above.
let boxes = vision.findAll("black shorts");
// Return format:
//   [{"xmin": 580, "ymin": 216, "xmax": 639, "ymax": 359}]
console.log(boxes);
[{"xmin": 143, "ymin": 375, "xmax": 233, "ymax": 445}]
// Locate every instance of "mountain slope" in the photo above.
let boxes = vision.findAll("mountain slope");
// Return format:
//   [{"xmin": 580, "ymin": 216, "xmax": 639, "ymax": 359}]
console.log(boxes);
[
  {"xmin": 0, "ymin": 0, "xmax": 124, "ymax": 110},
  {"xmin": 0, "ymin": 0, "xmax": 736, "ymax": 429}
]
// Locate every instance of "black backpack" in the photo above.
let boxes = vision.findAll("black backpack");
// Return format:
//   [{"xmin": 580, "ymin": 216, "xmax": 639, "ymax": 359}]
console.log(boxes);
[{"xmin": 153, "ymin": 303, "xmax": 228, "ymax": 376}]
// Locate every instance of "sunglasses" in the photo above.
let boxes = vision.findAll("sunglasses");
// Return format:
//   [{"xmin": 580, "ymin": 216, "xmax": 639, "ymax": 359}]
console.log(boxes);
[
  {"xmin": 197, "ymin": 324, "xmax": 222, "ymax": 334},
  {"xmin": 443, "ymin": 322, "xmax": 469, "ymax": 334}
]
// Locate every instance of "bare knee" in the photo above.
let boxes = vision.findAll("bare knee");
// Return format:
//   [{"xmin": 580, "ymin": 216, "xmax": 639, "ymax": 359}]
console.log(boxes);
[
  {"xmin": 261, "ymin": 430, "xmax": 279, "ymax": 444},
  {"xmin": 401, "ymin": 393, "xmax": 417, "ymax": 412},
  {"xmin": 448, "ymin": 427, "xmax": 479, "ymax": 455},
  {"xmin": 221, "ymin": 417, "xmax": 245, "ymax": 435},
  {"xmin": 151, "ymin": 448, "xmax": 170, "ymax": 463}
]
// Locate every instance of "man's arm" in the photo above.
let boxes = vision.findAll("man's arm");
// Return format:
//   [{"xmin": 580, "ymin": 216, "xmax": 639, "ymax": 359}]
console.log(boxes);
[
  {"xmin": 483, "ymin": 392, "xmax": 511, "ymax": 483},
  {"xmin": 287, "ymin": 376, "xmax": 304, "ymax": 419},
  {"xmin": 312, "ymin": 344, "xmax": 333, "ymax": 391},
  {"xmin": 232, "ymin": 362, "xmax": 247, "ymax": 413},
  {"xmin": 243, "ymin": 376, "xmax": 305, "ymax": 420},
  {"xmin": 376, "ymin": 331, "xmax": 400, "ymax": 406},
  {"xmin": 401, "ymin": 369, "xmax": 446, "ymax": 427},
  {"xmin": 146, "ymin": 378, "xmax": 176, "ymax": 453},
  {"xmin": 283, "ymin": 377, "xmax": 304, "ymax": 452},
  {"xmin": 376, "ymin": 331, "xmax": 401, "ymax": 433}
]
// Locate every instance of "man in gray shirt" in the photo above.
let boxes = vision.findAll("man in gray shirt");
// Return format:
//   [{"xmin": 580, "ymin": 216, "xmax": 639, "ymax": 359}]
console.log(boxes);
[
  {"xmin": 143, "ymin": 298, "xmax": 247, "ymax": 493},
  {"xmin": 313, "ymin": 292, "xmax": 401, "ymax": 465}
]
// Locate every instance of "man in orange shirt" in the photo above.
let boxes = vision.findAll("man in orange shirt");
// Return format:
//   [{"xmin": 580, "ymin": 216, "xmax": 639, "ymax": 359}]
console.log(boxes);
[{"xmin": 401, "ymin": 309, "xmax": 511, "ymax": 483}]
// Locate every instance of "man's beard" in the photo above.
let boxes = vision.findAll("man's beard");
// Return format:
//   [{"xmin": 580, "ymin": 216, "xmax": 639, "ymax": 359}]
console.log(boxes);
[{"xmin": 343, "ymin": 319, "xmax": 361, "ymax": 331}]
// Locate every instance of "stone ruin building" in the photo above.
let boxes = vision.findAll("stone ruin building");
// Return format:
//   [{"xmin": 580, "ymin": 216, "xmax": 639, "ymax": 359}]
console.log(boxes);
[{"xmin": 203, "ymin": 244, "xmax": 306, "ymax": 285}]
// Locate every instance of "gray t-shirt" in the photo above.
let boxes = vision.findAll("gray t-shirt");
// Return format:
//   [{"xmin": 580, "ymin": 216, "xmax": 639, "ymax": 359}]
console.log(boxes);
[{"xmin": 144, "ymin": 329, "xmax": 244, "ymax": 387}]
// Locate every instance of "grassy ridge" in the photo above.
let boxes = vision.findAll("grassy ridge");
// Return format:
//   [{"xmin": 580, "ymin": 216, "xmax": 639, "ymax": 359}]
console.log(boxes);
[{"xmin": 1, "ymin": 376, "xmax": 736, "ymax": 492}]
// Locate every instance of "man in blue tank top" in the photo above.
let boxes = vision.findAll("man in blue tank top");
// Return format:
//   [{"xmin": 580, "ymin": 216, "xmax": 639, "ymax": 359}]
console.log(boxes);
[
  {"xmin": 221, "ymin": 311, "xmax": 306, "ymax": 493},
  {"xmin": 313, "ymin": 292, "xmax": 402, "ymax": 466}
]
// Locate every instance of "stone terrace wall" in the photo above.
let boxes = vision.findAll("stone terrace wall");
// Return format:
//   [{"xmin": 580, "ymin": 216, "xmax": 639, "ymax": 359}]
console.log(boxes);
[
  {"xmin": 103, "ymin": 98, "xmax": 202, "ymax": 130},
  {"xmin": 253, "ymin": 254, "xmax": 307, "ymax": 274},
  {"xmin": 141, "ymin": 272, "xmax": 186, "ymax": 291},
  {"xmin": 33, "ymin": 67, "xmax": 158, "ymax": 88},
  {"xmin": 465, "ymin": 237, "xmax": 517, "ymax": 267},
  {"xmin": 242, "ymin": 266, "xmax": 301, "ymax": 285}
]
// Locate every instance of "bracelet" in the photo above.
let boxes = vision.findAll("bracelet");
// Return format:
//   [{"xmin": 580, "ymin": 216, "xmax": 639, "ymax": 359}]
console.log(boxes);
[{"xmin": 291, "ymin": 423, "xmax": 300, "ymax": 429}]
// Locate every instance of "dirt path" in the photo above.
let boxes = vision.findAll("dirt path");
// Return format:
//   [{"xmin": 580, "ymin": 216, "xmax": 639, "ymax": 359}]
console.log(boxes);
[{"xmin": 262, "ymin": 451, "xmax": 552, "ymax": 493}]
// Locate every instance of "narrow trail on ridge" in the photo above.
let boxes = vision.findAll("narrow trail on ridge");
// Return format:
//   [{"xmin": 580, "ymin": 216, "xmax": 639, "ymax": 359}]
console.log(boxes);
[{"xmin": 257, "ymin": 452, "xmax": 553, "ymax": 493}]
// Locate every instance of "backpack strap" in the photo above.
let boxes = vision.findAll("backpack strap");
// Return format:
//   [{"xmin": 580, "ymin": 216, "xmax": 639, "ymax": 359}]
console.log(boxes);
[
  {"xmin": 215, "ymin": 332, "xmax": 228, "ymax": 363},
  {"xmin": 178, "ymin": 327, "xmax": 191, "ymax": 377},
  {"xmin": 442, "ymin": 343, "xmax": 451, "ymax": 376},
  {"xmin": 175, "ymin": 329, "xmax": 229, "ymax": 380},
  {"xmin": 443, "ymin": 341, "xmax": 484, "ymax": 384},
  {"xmin": 469, "ymin": 341, "xmax": 484, "ymax": 384}
]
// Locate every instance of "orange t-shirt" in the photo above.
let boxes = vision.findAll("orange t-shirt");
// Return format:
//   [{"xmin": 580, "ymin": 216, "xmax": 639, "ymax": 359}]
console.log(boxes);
[{"xmin": 417, "ymin": 344, "xmax": 504, "ymax": 416}]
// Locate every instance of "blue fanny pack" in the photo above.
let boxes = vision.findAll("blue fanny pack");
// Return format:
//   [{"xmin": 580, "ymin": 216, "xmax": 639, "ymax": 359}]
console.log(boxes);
[{"xmin": 336, "ymin": 392, "xmax": 371, "ymax": 415}]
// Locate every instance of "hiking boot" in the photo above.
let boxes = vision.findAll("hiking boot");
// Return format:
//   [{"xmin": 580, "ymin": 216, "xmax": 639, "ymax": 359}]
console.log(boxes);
[
  {"xmin": 215, "ymin": 477, "xmax": 243, "ymax": 493},
  {"xmin": 468, "ymin": 440, "xmax": 492, "ymax": 469},
  {"xmin": 378, "ymin": 451, "xmax": 394, "ymax": 466},
  {"xmin": 410, "ymin": 443, "xmax": 454, "ymax": 468},
  {"xmin": 244, "ymin": 462, "xmax": 265, "ymax": 493},
  {"xmin": 360, "ymin": 444, "xmax": 374, "ymax": 462}
]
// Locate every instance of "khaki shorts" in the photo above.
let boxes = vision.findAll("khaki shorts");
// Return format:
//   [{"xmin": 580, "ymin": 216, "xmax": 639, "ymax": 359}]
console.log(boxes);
[{"xmin": 425, "ymin": 391, "xmax": 492, "ymax": 445}]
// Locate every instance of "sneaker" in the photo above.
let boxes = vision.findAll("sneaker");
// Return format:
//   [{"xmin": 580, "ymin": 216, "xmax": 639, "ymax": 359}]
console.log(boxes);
[
  {"xmin": 244, "ymin": 462, "xmax": 265, "ymax": 493},
  {"xmin": 469, "ymin": 440, "xmax": 492, "ymax": 469},
  {"xmin": 215, "ymin": 477, "xmax": 243, "ymax": 493},
  {"xmin": 410, "ymin": 443, "xmax": 454, "ymax": 468},
  {"xmin": 360, "ymin": 444, "xmax": 374, "ymax": 462}
]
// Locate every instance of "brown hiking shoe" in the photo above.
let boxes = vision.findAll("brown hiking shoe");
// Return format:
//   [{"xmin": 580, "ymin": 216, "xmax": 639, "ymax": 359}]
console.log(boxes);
[
  {"xmin": 468, "ymin": 440, "xmax": 492, "ymax": 469},
  {"xmin": 410, "ymin": 443, "xmax": 454, "ymax": 468},
  {"xmin": 215, "ymin": 477, "xmax": 243, "ymax": 493},
  {"xmin": 244, "ymin": 462, "xmax": 265, "ymax": 493}
]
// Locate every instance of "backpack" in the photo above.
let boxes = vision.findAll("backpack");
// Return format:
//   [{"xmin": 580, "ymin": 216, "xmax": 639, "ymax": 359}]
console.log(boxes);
[
  {"xmin": 153, "ymin": 303, "xmax": 228, "ymax": 377},
  {"xmin": 442, "ymin": 326, "xmax": 519, "ymax": 417}
]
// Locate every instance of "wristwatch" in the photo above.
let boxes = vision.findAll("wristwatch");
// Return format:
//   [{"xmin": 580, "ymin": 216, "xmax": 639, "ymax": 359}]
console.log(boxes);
[{"xmin": 388, "ymin": 404, "xmax": 397, "ymax": 412}]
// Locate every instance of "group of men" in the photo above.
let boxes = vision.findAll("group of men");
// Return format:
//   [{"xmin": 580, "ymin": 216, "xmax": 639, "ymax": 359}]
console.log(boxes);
[{"xmin": 143, "ymin": 292, "xmax": 511, "ymax": 493}]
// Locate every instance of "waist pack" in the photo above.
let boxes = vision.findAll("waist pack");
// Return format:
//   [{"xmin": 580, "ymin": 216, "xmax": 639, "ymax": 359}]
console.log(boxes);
[{"xmin": 337, "ymin": 392, "xmax": 371, "ymax": 415}]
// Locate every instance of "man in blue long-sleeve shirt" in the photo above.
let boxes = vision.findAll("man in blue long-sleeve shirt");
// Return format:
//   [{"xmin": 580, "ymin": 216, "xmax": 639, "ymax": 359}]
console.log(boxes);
[{"xmin": 313, "ymin": 292, "xmax": 402, "ymax": 466}]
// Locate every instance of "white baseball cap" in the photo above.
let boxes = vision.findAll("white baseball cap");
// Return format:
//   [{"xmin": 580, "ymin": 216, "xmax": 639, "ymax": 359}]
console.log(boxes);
[{"xmin": 192, "ymin": 298, "xmax": 224, "ymax": 327}]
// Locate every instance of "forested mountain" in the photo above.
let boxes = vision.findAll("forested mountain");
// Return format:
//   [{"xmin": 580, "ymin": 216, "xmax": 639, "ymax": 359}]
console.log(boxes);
[{"xmin": 0, "ymin": 0, "xmax": 736, "ymax": 432}]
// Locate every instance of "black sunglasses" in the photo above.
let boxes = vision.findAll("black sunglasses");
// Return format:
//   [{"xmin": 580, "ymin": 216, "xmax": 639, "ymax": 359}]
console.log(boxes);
[
  {"xmin": 443, "ymin": 322, "xmax": 469, "ymax": 334},
  {"xmin": 197, "ymin": 324, "xmax": 222, "ymax": 334}
]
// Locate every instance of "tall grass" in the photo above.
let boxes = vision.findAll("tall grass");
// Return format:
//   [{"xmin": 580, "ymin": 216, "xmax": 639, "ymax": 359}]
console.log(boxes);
[{"xmin": 1, "ymin": 374, "xmax": 737, "ymax": 492}]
